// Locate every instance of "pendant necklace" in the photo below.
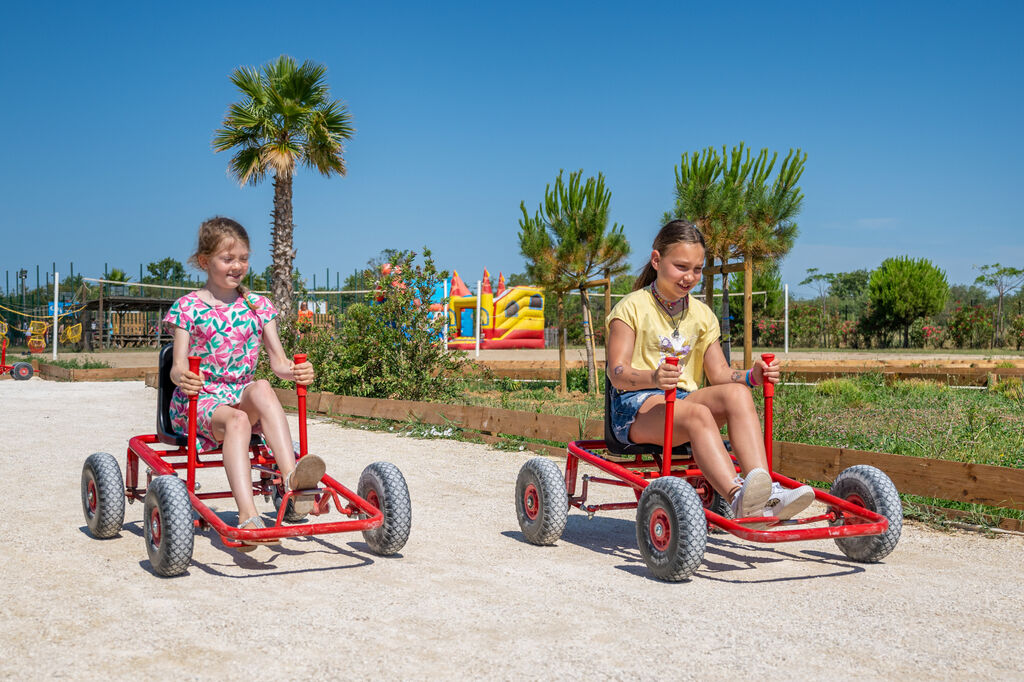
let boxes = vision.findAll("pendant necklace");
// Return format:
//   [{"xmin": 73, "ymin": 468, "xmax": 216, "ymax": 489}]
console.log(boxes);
[{"xmin": 651, "ymin": 282, "xmax": 687, "ymax": 338}]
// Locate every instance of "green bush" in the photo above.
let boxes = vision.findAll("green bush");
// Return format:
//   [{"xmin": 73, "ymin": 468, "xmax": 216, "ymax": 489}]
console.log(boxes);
[
  {"xmin": 1009, "ymin": 314, "xmax": 1024, "ymax": 350},
  {"xmin": 814, "ymin": 378, "xmax": 865, "ymax": 406},
  {"xmin": 947, "ymin": 305, "xmax": 995, "ymax": 349},
  {"xmin": 262, "ymin": 248, "xmax": 467, "ymax": 401}
]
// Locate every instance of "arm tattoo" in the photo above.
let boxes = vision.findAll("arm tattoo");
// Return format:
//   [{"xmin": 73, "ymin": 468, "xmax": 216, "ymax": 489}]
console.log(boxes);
[
  {"xmin": 613, "ymin": 365, "xmax": 624, "ymax": 376},
  {"xmin": 730, "ymin": 371, "xmax": 743, "ymax": 383}
]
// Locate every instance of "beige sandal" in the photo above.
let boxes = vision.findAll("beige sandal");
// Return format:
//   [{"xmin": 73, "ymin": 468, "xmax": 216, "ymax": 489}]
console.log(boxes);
[
  {"xmin": 235, "ymin": 515, "xmax": 281, "ymax": 552},
  {"xmin": 286, "ymin": 455, "xmax": 326, "ymax": 516}
]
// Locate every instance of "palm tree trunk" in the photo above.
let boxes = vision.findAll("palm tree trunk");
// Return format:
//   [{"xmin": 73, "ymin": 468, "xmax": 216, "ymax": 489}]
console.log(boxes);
[
  {"xmin": 580, "ymin": 286, "xmax": 597, "ymax": 393},
  {"xmin": 557, "ymin": 293, "xmax": 567, "ymax": 394},
  {"xmin": 720, "ymin": 269, "xmax": 731, "ymax": 367},
  {"xmin": 271, "ymin": 173, "xmax": 296, "ymax": 317}
]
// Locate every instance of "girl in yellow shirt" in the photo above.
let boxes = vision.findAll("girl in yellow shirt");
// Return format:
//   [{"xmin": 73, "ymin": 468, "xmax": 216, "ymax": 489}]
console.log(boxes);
[{"xmin": 606, "ymin": 220, "xmax": 813, "ymax": 521}]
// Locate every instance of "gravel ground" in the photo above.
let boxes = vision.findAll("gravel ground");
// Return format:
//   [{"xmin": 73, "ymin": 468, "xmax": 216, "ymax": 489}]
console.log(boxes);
[{"xmin": 2, "ymin": 378, "xmax": 1023, "ymax": 680}]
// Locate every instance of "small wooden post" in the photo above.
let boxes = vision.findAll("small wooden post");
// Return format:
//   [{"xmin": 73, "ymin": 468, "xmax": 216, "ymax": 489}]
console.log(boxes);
[
  {"xmin": 603, "ymin": 268, "xmax": 611, "ymax": 321},
  {"xmin": 744, "ymin": 258, "xmax": 753, "ymax": 369},
  {"xmin": 98, "ymin": 285, "xmax": 104, "ymax": 349}
]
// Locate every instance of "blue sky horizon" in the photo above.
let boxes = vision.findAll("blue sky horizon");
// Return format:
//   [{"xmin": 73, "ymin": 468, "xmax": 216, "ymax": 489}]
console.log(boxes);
[{"xmin": 1, "ymin": 2, "xmax": 1021, "ymax": 301}]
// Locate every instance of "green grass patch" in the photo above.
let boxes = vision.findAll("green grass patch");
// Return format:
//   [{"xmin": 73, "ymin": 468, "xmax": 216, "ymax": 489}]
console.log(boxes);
[{"xmin": 42, "ymin": 357, "xmax": 112, "ymax": 369}]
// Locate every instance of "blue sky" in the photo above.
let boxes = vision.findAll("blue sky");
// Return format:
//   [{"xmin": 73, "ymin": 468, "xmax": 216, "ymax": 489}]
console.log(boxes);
[{"xmin": 1, "ymin": 1, "xmax": 1020, "ymax": 299}]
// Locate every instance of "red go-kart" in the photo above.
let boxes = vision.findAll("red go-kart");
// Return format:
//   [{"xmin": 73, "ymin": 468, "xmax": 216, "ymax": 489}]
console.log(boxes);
[
  {"xmin": 515, "ymin": 353, "xmax": 902, "ymax": 581},
  {"xmin": 81, "ymin": 345, "xmax": 412, "ymax": 576},
  {"xmin": 1, "ymin": 337, "xmax": 35, "ymax": 380}
]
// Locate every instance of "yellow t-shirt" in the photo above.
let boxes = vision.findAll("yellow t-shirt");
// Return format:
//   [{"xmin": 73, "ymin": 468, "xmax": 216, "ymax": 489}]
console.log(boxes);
[{"xmin": 606, "ymin": 288, "xmax": 721, "ymax": 391}]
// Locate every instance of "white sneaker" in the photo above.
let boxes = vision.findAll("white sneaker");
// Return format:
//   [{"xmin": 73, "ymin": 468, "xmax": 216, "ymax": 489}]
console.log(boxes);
[
  {"xmin": 729, "ymin": 468, "xmax": 772, "ymax": 518},
  {"xmin": 764, "ymin": 481, "xmax": 814, "ymax": 520}
]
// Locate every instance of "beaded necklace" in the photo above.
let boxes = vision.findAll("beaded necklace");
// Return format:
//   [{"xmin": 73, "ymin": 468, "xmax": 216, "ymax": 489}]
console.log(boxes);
[{"xmin": 650, "ymin": 282, "xmax": 688, "ymax": 339}]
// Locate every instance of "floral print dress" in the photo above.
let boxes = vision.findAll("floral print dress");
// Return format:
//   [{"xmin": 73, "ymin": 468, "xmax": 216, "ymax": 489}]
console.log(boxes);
[{"xmin": 163, "ymin": 292, "xmax": 277, "ymax": 452}]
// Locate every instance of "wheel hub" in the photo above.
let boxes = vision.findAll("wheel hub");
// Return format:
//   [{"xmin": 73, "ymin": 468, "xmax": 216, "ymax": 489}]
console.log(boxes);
[
  {"xmin": 149, "ymin": 508, "xmax": 162, "ymax": 547},
  {"xmin": 650, "ymin": 508, "xmax": 671, "ymax": 551},
  {"xmin": 523, "ymin": 484, "xmax": 539, "ymax": 520},
  {"xmin": 87, "ymin": 479, "xmax": 97, "ymax": 516}
]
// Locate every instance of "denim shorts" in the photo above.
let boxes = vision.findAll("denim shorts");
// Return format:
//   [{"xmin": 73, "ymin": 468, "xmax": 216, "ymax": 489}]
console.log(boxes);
[{"xmin": 609, "ymin": 387, "xmax": 690, "ymax": 444}]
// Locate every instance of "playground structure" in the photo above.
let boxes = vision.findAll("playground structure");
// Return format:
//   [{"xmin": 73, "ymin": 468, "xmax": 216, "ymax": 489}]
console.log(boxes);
[
  {"xmin": 446, "ymin": 270, "xmax": 545, "ymax": 350},
  {"xmin": 80, "ymin": 346, "xmax": 412, "ymax": 576},
  {"xmin": 515, "ymin": 353, "xmax": 902, "ymax": 581}
]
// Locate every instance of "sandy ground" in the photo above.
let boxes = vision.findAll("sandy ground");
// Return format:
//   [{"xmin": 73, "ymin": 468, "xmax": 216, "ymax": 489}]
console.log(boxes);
[{"xmin": 2, "ymin": 378, "xmax": 1024, "ymax": 680}]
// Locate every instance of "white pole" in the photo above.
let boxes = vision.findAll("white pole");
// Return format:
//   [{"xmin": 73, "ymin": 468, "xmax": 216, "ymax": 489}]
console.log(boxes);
[
  {"xmin": 784, "ymin": 283, "xmax": 789, "ymax": 354},
  {"xmin": 442, "ymin": 281, "xmax": 449, "ymax": 347},
  {"xmin": 475, "ymin": 281, "xmax": 482, "ymax": 357},
  {"xmin": 52, "ymin": 271, "xmax": 60, "ymax": 360}
]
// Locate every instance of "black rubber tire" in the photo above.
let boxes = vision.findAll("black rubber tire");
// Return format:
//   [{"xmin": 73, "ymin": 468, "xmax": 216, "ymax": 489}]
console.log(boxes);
[
  {"xmin": 636, "ymin": 477, "xmax": 708, "ymax": 582},
  {"xmin": 707, "ymin": 490, "xmax": 733, "ymax": 534},
  {"xmin": 272, "ymin": 441, "xmax": 307, "ymax": 522},
  {"xmin": 830, "ymin": 465, "xmax": 902, "ymax": 563},
  {"xmin": 11, "ymin": 362, "xmax": 33, "ymax": 380},
  {"xmin": 143, "ymin": 476, "xmax": 194, "ymax": 576},
  {"xmin": 81, "ymin": 452, "xmax": 125, "ymax": 538},
  {"xmin": 358, "ymin": 462, "xmax": 412, "ymax": 556},
  {"xmin": 515, "ymin": 457, "xmax": 569, "ymax": 545}
]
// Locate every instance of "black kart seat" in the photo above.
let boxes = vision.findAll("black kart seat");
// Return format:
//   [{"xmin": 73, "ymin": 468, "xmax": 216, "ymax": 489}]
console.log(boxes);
[
  {"xmin": 603, "ymin": 376, "xmax": 730, "ymax": 458},
  {"xmin": 156, "ymin": 343, "xmax": 262, "ymax": 449}
]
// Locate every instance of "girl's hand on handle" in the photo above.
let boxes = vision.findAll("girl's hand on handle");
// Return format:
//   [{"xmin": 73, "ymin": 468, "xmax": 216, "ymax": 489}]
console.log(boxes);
[
  {"xmin": 291, "ymin": 359, "xmax": 315, "ymax": 386},
  {"xmin": 752, "ymin": 356, "xmax": 781, "ymax": 386},
  {"xmin": 653, "ymin": 360, "xmax": 681, "ymax": 391},
  {"xmin": 177, "ymin": 369, "xmax": 204, "ymax": 396}
]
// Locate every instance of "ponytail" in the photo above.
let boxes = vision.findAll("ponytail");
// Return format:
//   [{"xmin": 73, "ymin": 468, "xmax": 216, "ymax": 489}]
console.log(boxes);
[{"xmin": 632, "ymin": 219, "xmax": 706, "ymax": 291}]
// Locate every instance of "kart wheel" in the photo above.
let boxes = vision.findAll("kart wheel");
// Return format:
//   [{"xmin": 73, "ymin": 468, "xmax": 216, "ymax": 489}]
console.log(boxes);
[
  {"xmin": 143, "ymin": 476, "xmax": 194, "ymax": 576},
  {"xmin": 272, "ymin": 442, "xmax": 307, "ymax": 522},
  {"xmin": 636, "ymin": 477, "xmax": 707, "ymax": 582},
  {"xmin": 515, "ymin": 457, "xmax": 568, "ymax": 545},
  {"xmin": 689, "ymin": 475, "xmax": 732, "ymax": 533},
  {"xmin": 829, "ymin": 465, "xmax": 902, "ymax": 562},
  {"xmin": 357, "ymin": 462, "xmax": 412, "ymax": 556},
  {"xmin": 12, "ymin": 362, "xmax": 33, "ymax": 380},
  {"xmin": 81, "ymin": 452, "xmax": 125, "ymax": 538}
]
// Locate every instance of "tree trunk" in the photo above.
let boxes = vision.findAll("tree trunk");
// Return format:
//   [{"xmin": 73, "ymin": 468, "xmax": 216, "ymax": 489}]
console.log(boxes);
[
  {"xmin": 271, "ymin": 173, "xmax": 296, "ymax": 317},
  {"xmin": 580, "ymin": 286, "xmax": 597, "ymax": 393},
  {"xmin": 557, "ymin": 293, "xmax": 567, "ymax": 394},
  {"xmin": 702, "ymin": 255, "xmax": 715, "ymax": 311},
  {"xmin": 903, "ymin": 323, "xmax": 910, "ymax": 348},
  {"xmin": 720, "ymin": 269, "xmax": 731, "ymax": 367}
]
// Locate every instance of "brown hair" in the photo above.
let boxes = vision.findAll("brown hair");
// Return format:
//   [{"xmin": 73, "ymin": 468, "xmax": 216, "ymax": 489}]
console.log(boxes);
[
  {"xmin": 190, "ymin": 216, "xmax": 255, "ymax": 308},
  {"xmin": 632, "ymin": 220, "xmax": 706, "ymax": 290}
]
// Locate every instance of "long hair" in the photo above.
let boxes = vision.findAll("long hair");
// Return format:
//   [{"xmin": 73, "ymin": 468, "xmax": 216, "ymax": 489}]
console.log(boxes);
[
  {"xmin": 632, "ymin": 220, "xmax": 706, "ymax": 291},
  {"xmin": 190, "ymin": 216, "xmax": 256, "ymax": 309}
]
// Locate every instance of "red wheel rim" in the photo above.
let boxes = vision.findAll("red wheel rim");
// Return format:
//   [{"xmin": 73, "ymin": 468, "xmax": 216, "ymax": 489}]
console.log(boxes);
[
  {"xmin": 689, "ymin": 476, "xmax": 714, "ymax": 507},
  {"xmin": 523, "ymin": 484, "xmax": 539, "ymax": 520},
  {"xmin": 149, "ymin": 508, "xmax": 162, "ymax": 547},
  {"xmin": 649, "ymin": 508, "xmax": 671, "ymax": 552},
  {"xmin": 834, "ymin": 493, "xmax": 866, "ymax": 524},
  {"xmin": 87, "ymin": 479, "xmax": 97, "ymax": 516},
  {"xmin": 366, "ymin": 488, "xmax": 381, "ymax": 511}
]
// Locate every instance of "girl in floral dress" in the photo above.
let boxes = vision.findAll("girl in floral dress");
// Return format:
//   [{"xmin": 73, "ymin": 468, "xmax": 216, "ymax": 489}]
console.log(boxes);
[{"xmin": 165, "ymin": 217, "xmax": 324, "ymax": 549}]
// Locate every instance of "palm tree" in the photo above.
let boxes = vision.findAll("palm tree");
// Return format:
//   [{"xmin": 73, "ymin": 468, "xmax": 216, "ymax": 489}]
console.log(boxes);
[
  {"xmin": 213, "ymin": 55, "xmax": 354, "ymax": 316},
  {"xmin": 519, "ymin": 170, "xmax": 630, "ymax": 393}
]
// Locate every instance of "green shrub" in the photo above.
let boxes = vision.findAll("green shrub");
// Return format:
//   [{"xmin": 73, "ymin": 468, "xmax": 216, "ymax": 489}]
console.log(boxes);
[
  {"xmin": 814, "ymin": 378, "xmax": 865, "ymax": 406},
  {"xmin": 948, "ymin": 305, "xmax": 995, "ymax": 349},
  {"xmin": 893, "ymin": 378, "xmax": 948, "ymax": 399},
  {"xmin": 991, "ymin": 376, "xmax": 1024, "ymax": 401},
  {"xmin": 262, "ymin": 248, "xmax": 467, "ymax": 401}
]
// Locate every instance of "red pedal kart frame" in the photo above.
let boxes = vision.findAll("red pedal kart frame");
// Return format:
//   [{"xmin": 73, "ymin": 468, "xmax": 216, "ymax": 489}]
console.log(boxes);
[
  {"xmin": 81, "ymin": 350, "xmax": 412, "ymax": 576},
  {"xmin": 515, "ymin": 353, "xmax": 902, "ymax": 581},
  {"xmin": 1, "ymin": 337, "xmax": 35, "ymax": 380}
]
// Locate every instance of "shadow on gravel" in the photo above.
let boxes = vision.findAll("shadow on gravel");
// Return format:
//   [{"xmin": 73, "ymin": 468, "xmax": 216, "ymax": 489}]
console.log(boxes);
[
  {"xmin": 508, "ymin": 513, "xmax": 865, "ymax": 584},
  {"xmin": 109, "ymin": 517, "xmax": 378, "ymax": 579}
]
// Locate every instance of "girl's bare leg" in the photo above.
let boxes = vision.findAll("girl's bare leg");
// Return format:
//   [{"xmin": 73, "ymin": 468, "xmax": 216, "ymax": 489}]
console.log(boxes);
[
  {"xmin": 236, "ymin": 379, "xmax": 297, "ymax": 480},
  {"xmin": 211, "ymin": 405, "xmax": 260, "ymax": 521},
  {"xmin": 628, "ymin": 383, "xmax": 768, "ymax": 500}
]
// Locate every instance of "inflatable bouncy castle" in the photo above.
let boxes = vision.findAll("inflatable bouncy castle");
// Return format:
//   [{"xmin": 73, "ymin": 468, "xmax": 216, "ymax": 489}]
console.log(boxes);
[{"xmin": 447, "ymin": 270, "xmax": 545, "ymax": 349}]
